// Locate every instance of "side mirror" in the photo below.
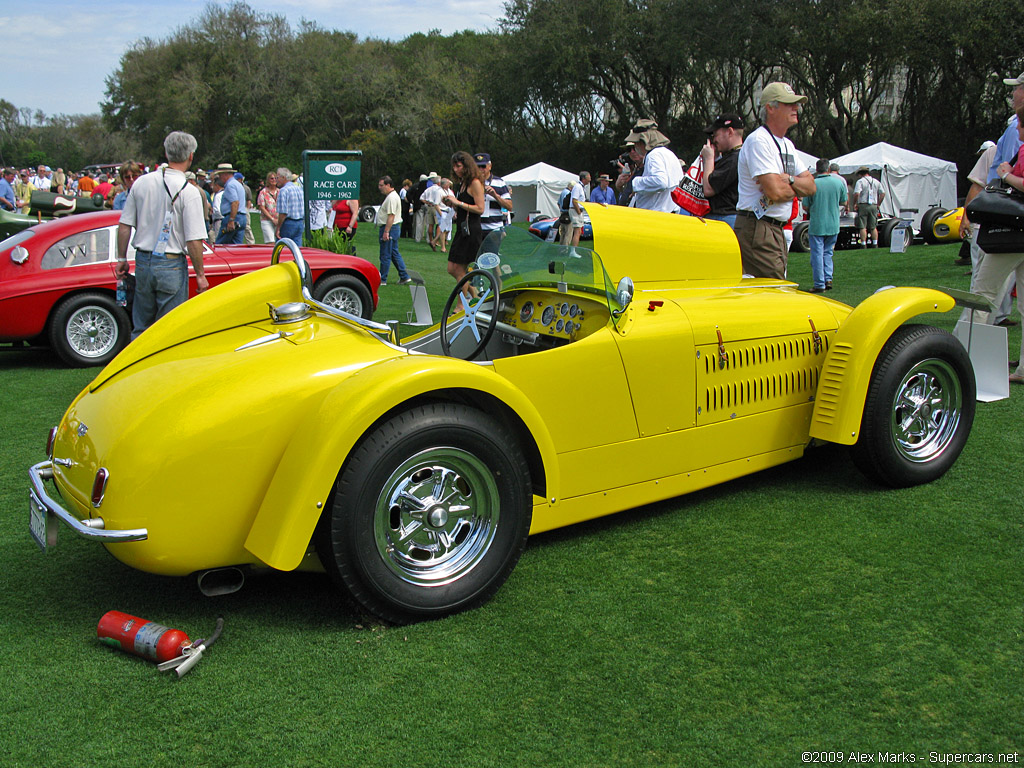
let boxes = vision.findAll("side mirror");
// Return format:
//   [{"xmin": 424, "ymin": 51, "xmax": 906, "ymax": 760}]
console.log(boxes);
[{"xmin": 612, "ymin": 276, "xmax": 634, "ymax": 317}]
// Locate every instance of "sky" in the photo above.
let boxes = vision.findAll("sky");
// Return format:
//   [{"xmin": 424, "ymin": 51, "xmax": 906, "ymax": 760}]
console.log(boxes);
[{"xmin": 1, "ymin": 0, "xmax": 499, "ymax": 117}]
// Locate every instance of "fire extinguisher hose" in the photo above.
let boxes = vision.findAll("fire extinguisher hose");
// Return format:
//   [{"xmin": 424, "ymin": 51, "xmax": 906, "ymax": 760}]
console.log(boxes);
[
  {"xmin": 203, "ymin": 617, "xmax": 225, "ymax": 649},
  {"xmin": 157, "ymin": 616, "xmax": 224, "ymax": 678}
]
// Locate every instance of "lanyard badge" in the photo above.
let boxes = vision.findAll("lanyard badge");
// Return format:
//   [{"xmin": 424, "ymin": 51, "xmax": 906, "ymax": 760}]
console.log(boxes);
[{"xmin": 154, "ymin": 169, "xmax": 189, "ymax": 256}]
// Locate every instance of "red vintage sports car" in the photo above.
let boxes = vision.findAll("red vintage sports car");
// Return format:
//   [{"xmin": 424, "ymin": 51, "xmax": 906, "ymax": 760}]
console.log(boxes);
[{"xmin": 0, "ymin": 211, "xmax": 380, "ymax": 367}]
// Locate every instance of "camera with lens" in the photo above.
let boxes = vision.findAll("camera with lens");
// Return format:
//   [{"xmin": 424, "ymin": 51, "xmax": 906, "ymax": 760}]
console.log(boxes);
[{"xmin": 612, "ymin": 151, "xmax": 632, "ymax": 172}]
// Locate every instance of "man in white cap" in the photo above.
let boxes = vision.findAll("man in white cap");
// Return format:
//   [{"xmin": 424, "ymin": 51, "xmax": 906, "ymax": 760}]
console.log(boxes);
[{"xmin": 735, "ymin": 82, "xmax": 816, "ymax": 279}]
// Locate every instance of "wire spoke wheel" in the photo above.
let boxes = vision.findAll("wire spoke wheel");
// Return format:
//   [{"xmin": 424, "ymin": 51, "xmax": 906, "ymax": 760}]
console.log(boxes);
[{"xmin": 66, "ymin": 305, "xmax": 119, "ymax": 358}]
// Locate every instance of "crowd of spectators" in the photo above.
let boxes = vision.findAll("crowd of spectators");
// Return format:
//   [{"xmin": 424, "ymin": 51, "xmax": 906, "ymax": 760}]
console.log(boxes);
[{"xmin": 13, "ymin": 70, "xmax": 1021, "ymax": 380}]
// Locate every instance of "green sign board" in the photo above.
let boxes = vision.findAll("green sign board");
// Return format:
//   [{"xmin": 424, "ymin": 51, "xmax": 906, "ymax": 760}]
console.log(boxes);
[{"xmin": 304, "ymin": 158, "xmax": 361, "ymax": 201}]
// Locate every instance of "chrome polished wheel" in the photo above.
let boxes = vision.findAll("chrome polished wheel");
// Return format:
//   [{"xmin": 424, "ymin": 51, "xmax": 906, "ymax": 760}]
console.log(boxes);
[
  {"xmin": 65, "ymin": 305, "xmax": 119, "ymax": 359},
  {"xmin": 373, "ymin": 446, "xmax": 500, "ymax": 587},
  {"xmin": 852, "ymin": 325, "xmax": 975, "ymax": 488},
  {"xmin": 889, "ymin": 358, "xmax": 963, "ymax": 463},
  {"xmin": 321, "ymin": 285, "xmax": 362, "ymax": 316}
]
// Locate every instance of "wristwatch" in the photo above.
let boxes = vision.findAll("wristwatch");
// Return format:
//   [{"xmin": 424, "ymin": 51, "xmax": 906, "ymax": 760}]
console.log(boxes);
[{"xmin": 788, "ymin": 175, "xmax": 796, "ymax": 185}]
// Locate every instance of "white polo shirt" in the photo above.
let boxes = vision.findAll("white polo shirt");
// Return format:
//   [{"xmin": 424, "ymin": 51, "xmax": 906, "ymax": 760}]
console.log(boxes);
[{"xmin": 119, "ymin": 168, "xmax": 206, "ymax": 253}]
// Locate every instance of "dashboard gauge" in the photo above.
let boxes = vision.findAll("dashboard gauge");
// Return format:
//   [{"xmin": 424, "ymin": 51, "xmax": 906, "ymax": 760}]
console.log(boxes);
[
  {"xmin": 541, "ymin": 305, "xmax": 555, "ymax": 326},
  {"xmin": 559, "ymin": 302, "xmax": 569, "ymax": 316},
  {"xmin": 569, "ymin": 304, "xmax": 579, "ymax": 318},
  {"xmin": 565, "ymin": 322, "xmax": 575, "ymax": 334},
  {"xmin": 555, "ymin": 319, "xmax": 564, "ymax": 332},
  {"xmin": 520, "ymin": 301, "xmax": 534, "ymax": 324}
]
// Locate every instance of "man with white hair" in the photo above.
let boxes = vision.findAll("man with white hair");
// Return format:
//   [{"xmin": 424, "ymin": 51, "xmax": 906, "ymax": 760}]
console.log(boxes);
[
  {"xmin": 116, "ymin": 131, "xmax": 208, "ymax": 339},
  {"xmin": 735, "ymin": 81, "xmax": 816, "ymax": 279},
  {"xmin": 275, "ymin": 168, "xmax": 304, "ymax": 242}
]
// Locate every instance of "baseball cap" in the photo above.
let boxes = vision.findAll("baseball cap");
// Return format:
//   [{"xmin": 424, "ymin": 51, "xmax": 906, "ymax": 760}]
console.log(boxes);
[
  {"xmin": 473, "ymin": 153, "xmax": 491, "ymax": 166},
  {"xmin": 703, "ymin": 113, "xmax": 744, "ymax": 133},
  {"xmin": 1002, "ymin": 71, "xmax": 1024, "ymax": 86},
  {"xmin": 760, "ymin": 82, "xmax": 807, "ymax": 106},
  {"xmin": 976, "ymin": 140, "xmax": 996, "ymax": 155}
]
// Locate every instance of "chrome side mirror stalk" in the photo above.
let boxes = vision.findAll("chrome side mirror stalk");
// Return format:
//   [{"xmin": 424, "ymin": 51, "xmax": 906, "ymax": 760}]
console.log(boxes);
[{"xmin": 612, "ymin": 276, "xmax": 634, "ymax": 317}]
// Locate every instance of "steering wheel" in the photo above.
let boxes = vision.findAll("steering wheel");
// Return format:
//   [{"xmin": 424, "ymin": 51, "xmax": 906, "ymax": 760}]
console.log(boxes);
[{"xmin": 440, "ymin": 270, "xmax": 501, "ymax": 360}]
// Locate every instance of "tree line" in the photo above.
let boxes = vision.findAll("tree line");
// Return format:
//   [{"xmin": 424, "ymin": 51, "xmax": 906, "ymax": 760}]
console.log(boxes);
[{"xmin": 2, "ymin": 0, "xmax": 1021, "ymax": 202}]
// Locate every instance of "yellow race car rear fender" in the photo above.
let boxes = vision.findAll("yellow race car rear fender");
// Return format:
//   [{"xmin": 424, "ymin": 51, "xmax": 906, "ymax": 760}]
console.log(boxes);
[
  {"xmin": 809, "ymin": 287, "xmax": 955, "ymax": 445},
  {"xmin": 243, "ymin": 355, "xmax": 560, "ymax": 572}
]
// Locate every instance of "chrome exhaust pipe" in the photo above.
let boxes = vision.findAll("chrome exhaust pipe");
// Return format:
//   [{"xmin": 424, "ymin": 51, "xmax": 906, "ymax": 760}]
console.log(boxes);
[{"xmin": 196, "ymin": 567, "xmax": 245, "ymax": 597}]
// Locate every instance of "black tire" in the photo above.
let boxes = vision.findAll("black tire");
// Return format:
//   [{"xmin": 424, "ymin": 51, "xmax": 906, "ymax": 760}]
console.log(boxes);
[
  {"xmin": 790, "ymin": 222, "xmax": 809, "ymax": 253},
  {"xmin": 877, "ymin": 218, "xmax": 899, "ymax": 248},
  {"xmin": 919, "ymin": 208, "xmax": 947, "ymax": 245},
  {"xmin": 357, "ymin": 206, "xmax": 376, "ymax": 223},
  {"xmin": 313, "ymin": 273, "xmax": 373, "ymax": 319},
  {"xmin": 317, "ymin": 403, "xmax": 532, "ymax": 624},
  {"xmin": 851, "ymin": 325, "xmax": 975, "ymax": 488},
  {"xmin": 48, "ymin": 291, "xmax": 130, "ymax": 367}
]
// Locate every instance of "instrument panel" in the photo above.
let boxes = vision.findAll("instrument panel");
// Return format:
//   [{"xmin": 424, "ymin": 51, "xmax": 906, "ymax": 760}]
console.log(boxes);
[{"xmin": 502, "ymin": 290, "xmax": 608, "ymax": 341}]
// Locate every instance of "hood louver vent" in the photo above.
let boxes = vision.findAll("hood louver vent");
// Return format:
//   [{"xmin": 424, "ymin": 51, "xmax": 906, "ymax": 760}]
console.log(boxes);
[{"xmin": 697, "ymin": 333, "xmax": 830, "ymax": 424}]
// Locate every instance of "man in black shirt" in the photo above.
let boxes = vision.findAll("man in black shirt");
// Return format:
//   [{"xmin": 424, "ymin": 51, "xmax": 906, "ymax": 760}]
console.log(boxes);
[{"xmin": 700, "ymin": 113, "xmax": 745, "ymax": 228}]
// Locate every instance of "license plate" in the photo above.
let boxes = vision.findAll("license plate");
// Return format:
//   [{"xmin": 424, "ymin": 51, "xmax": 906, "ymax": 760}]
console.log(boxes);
[{"xmin": 29, "ymin": 492, "xmax": 55, "ymax": 552}]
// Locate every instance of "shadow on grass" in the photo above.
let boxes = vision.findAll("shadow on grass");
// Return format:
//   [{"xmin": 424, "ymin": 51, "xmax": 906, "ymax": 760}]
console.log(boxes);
[{"xmin": 0, "ymin": 343, "xmax": 63, "ymax": 369}]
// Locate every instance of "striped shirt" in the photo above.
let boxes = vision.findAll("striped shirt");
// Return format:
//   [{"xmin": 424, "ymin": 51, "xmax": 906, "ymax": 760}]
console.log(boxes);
[
  {"xmin": 481, "ymin": 174, "xmax": 512, "ymax": 230},
  {"xmin": 276, "ymin": 181, "xmax": 304, "ymax": 220}
]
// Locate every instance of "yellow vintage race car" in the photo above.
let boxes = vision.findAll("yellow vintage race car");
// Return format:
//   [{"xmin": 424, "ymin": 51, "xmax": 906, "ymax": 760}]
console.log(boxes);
[
  {"xmin": 29, "ymin": 204, "xmax": 976, "ymax": 624},
  {"xmin": 920, "ymin": 206, "xmax": 965, "ymax": 244}
]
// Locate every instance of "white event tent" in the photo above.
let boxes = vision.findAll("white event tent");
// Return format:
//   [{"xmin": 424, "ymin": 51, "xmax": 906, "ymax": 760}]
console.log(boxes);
[
  {"xmin": 504, "ymin": 162, "xmax": 579, "ymax": 220},
  {"xmin": 830, "ymin": 142, "xmax": 957, "ymax": 229}
]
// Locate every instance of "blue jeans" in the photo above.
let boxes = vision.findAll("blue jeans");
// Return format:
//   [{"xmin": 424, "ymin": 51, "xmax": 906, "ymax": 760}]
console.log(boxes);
[
  {"xmin": 809, "ymin": 233, "xmax": 838, "ymax": 290},
  {"xmin": 378, "ymin": 223, "xmax": 408, "ymax": 282},
  {"xmin": 279, "ymin": 218, "xmax": 304, "ymax": 243},
  {"xmin": 215, "ymin": 214, "xmax": 246, "ymax": 244},
  {"xmin": 132, "ymin": 249, "xmax": 188, "ymax": 339},
  {"xmin": 706, "ymin": 212, "xmax": 737, "ymax": 229}
]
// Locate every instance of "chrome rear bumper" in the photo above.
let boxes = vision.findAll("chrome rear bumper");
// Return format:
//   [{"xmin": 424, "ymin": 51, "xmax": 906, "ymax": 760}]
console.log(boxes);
[{"xmin": 29, "ymin": 461, "xmax": 148, "ymax": 543}]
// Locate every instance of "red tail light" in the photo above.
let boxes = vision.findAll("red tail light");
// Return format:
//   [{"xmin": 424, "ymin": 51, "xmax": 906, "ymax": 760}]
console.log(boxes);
[
  {"xmin": 92, "ymin": 468, "xmax": 109, "ymax": 508},
  {"xmin": 46, "ymin": 427, "xmax": 57, "ymax": 457}
]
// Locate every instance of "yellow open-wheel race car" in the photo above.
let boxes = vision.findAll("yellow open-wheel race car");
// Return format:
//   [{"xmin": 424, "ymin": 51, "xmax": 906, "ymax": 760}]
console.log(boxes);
[
  {"xmin": 919, "ymin": 206, "xmax": 966, "ymax": 244},
  {"xmin": 28, "ymin": 204, "xmax": 976, "ymax": 624}
]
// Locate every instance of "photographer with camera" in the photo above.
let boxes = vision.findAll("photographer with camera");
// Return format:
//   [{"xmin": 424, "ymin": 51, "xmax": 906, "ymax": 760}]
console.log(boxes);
[
  {"xmin": 614, "ymin": 118, "xmax": 656, "ymax": 206},
  {"xmin": 616, "ymin": 120, "xmax": 683, "ymax": 213}
]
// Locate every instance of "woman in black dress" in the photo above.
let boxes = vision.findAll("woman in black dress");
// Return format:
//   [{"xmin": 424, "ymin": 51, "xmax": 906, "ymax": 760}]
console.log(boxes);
[{"xmin": 444, "ymin": 150, "xmax": 487, "ymax": 288}]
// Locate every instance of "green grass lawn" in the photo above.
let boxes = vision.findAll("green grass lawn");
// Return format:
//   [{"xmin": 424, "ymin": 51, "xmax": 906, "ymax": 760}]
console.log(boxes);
[{"xmin": 0, "ymin": 229, "xmax": 1020, "ymax": 767}]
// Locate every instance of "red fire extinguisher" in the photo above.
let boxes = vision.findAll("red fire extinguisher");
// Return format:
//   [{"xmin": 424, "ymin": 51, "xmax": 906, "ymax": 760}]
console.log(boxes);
[
  {"xmin": 97, "ymin": 611, "xmax": 224, "ymax": 676},
  {"xmin": 97, "ymin": 610, "xmax": 191, "ymax": 663}
]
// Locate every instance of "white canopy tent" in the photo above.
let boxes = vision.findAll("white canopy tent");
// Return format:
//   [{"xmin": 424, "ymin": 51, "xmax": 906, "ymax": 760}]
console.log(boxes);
[
  {"xmin": 831, "ymin": 142, "xmax": 957, "ymax": 229},
  {"xmin": 795, "ymin": 148, "xmax": 819, "ymax": 175},
  {"xmin": 504, "ymin": 162, "xmax": 579, "ymax": 220}
]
